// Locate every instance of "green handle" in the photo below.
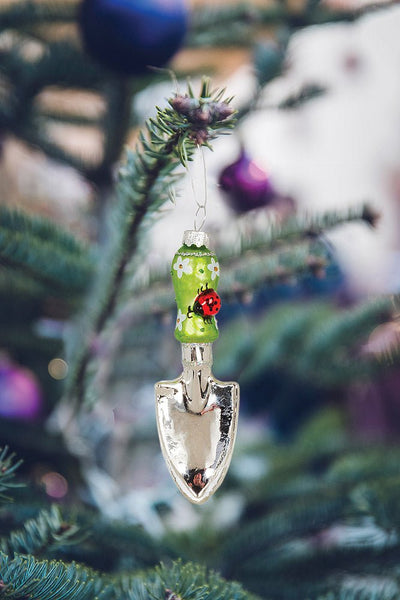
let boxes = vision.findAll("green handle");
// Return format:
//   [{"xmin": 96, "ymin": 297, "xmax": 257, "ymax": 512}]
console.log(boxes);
[{"xmin": 171, "ymin": 238, "xmax": 220, "ymax": 344}]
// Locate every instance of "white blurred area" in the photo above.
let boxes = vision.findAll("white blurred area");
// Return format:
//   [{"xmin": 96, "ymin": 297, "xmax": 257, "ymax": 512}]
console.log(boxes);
[{"xmin": 149, "ymin": 3, "xmax": 400, "ymax": 297}]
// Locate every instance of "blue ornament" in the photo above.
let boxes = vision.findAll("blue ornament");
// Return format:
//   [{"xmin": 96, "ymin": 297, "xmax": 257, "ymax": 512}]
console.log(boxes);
[{"xmin": 80, "ymin": 0, "xmax": 188, "ymax": 75}]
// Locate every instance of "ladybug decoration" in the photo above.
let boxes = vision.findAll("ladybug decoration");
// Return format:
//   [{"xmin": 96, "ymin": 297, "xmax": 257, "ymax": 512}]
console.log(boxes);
[{"xmin": 187, "ymin": 283, "xmax": 221, "ymax": 323}]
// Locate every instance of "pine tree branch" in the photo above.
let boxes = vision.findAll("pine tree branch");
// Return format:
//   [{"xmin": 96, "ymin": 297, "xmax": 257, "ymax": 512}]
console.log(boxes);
[
  {"xmin": 220, "ymin": 204, "xmax": 378, "ymax": 259},
  {"xmin": 0, "ymin": 42, "xmax": 104, "ymax": 98},
  {"xmin": 145, "ymin": 561, "xmax": 257, "ymax": 600},
  {"xmin": 65, "ymin": 78, "xmax": 235, "ymax": 406},
  {"xmin": 0, "ymin": 210, "xmax": 94, "ymax": 296},
  {"xmin": 0, "ymin": 1, "xmax": 78, "ymax": 30},
  {"xmin": 0, "ymin": 506, "xmax": 83, "ymax": 558},
  {"xmin": 0, "ymin": 207, "xmax": 90, "ymax": 259},
  {"xmin": 0, "ymin": 268, "xmax": 49, "ymax": 300},
  {"xmin": 0, "ymin": 555, "xmax": 256, "ymax": 600},
  {"xmin": 120, "ymin": 204, "xmax": 373, "ymax": 317},
  {"xmin": 96, "ymin": 78, "xmax": 132, "ymax": 184},
  {"xmin": 0, "ymin": 553, "xmax": 114, "ymax": 600},
  {"xmin": 0, "ymin": 40, "xmax": 108, "ymax": 177},
  {"xmin": 0, "ymin": 327, "xmax": 61, "ymax": 356},
  {"xmin": 188, "ymin": 1, "xmax": 397, "ymax": 47},
  {"xmin": 15, "ymin": 123, "xmax": 99, "ymax": 177},
  {"xmin": 213, "ymin": 407, "xmax": 400, "ymax": 598},
  {"xmin": 34, "ymin": 110, "xmax": 102, "ymax": 127},
  {"xmin": 215, "ymin": 297, "xmax": 392, "ymax": 388},
  {"xmin": 78, "ymin": 206, "xmax": 376, "ymax": 401},
  {"xmin": 0, "ymin": 448, "xmax": 23, "ymax": 502},
  {"xmin": 221, "ymin": 495, "xmax": 348, "ymax": 580}
]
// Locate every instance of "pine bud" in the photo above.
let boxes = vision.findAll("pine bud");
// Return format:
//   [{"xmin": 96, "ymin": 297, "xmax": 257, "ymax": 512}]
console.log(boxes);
[
  {"xmin": 170, "ymin": 94, "xmax": 199, "ymax": 115},
  {"xmin": 210, "ymin": 102, "xmax": 234, "ymax": 122},
  {"xmin": 190, "ymin": 128, "xmax": 209, "ymax": 145}
]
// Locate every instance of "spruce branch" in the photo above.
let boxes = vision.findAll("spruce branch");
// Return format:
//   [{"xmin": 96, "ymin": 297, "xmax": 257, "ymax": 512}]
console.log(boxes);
[
  {"xmin": 188, "ymin": 1, "xmax": 397, "ymax": 47},
  {"xmin": 141, "ymin": 561, "xmax": 256, "ymax": 600},
  {"xmin": 66, "ymin": 78, "xmax": 235, "ymax": 406},
  {"xmin": 0, "ymin": 1, "xmax": 77, "ymax": 30},
  {"xmin": 122, "ymin": 204, "xmax": 373, "ymax": 317},
  {"xmin": 220, "ymin": 204, "xmax": 378, "ymax": 258},
  {"xmin": 0, "ymin": 208, "xmax": 94, "ymax": 296},
  {"xmin": 0, "ymin": 448, "xmax": 23, "ymax": 502},
  {"xmin": 79, "ymin": 205, "xmax": 377, "ymax": 400},
  {"xmin": 0, "ymin": 207, "xmax": 90, "ymax": 259},
  {"xmin": 0, "ymin": 506, "xmax": 83, "ymax": 558},
  {"xmin": 0, "ymin": 553, "xmax": 114, "ymax": 600},
  {"xmin": 0, "ymin": 41, "xmax": 109, "ymax": 177},
  {"xmin": 221, "ymin": 495, "xmax": 348, "ymax": 580},
  {"xmin": 215, "ymin": 298, "xmax": 392, "ymax": 388},
  {"xmin": 0, "ymin": 555, "xmax": 256, "ymax": 600},
  {"xmin": 34, "ymin": 109, "xmax": 102, "ymax": 127}
]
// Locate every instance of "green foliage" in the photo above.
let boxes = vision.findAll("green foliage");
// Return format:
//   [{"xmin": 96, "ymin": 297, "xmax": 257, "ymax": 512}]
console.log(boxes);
[
  {"xmin": 7, "ymin": 414, "xmax": 400, "ymax": 600},
  {"xmin": 1, "ymin": 2, "xmax": 400, "ymax": 600},
  {"xmin": 66, "ymin": 203, "xmax": 381, "ymax": 407},
  {"xmin": 0, "ymin": 207, "xmax": 94, "ymax": 296},
  {"xmin": 0, "ymin": 1, "xmax": 76, "ymax": 29},
  {"xmin": 65, "ymin": 78, "xmax": 235, "ymax": 406},
  {"xmin": 0, "ymin": 448, "xmax": 23, "ymax": 502},
  {"xmin": 63, "ymin": 514, "xmax": 174, "ymax": 572},
  {"xmin": 0, "ymin": 506, "xmax": 82, "ymax": 558},
  {"xmin": 0, "ymin": 208, "xmax": 88, "ymax": 262},
  {"xmin": 214, "ymin": 297, "xmax": 391, "ymax": 389},
  {"xmin": 188, "ymin": 1, "xmax": 393, "ymax": 47},
  {"xmin": 208, "ymin": 408, "xmax": 400, "ymax": 599},
  {"xmin": 128, "ymin": 561, "xmax": 257, "ymax": 600},
  {"xmin": 0, "ymin": 554, "xmax": 256, "ymax": 600},
  {"xmin": 117, "ymin": 205, "xmax": 371, "ymax": 319},
  {"xmin": 0, "ymin": 553, "xmax": 114, "ymax": 600}
]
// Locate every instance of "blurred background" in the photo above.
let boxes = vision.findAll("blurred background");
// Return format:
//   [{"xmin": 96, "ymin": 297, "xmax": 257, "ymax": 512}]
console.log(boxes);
[{"xmin": 2, "ymin": 0, "xmax": 400, "ymax": 598}]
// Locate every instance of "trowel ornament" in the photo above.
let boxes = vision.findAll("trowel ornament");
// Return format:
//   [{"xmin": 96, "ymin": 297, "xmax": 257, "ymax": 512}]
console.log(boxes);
[{"xmin": 155, "ymin": 230, "xmax": 239, "ymax": 504}]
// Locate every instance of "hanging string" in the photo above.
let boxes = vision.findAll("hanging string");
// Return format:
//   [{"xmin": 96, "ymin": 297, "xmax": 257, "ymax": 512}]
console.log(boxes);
[{"xmin": 187, "ymin": 145, "xmax": 208, "ymax": 232}]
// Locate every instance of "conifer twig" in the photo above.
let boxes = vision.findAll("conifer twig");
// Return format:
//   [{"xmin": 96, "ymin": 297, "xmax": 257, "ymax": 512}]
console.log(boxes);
[
  {"xmin": 0, "ymin": 506, "xmax": 83, "ymax": 558},
  {"xmin": 188, "ymin": 1, "xmax": 398, "ymax": 47},
  {"xmin": 66, "ymin": 78, "xmax": 235, "ymax": 405},
  {"xmin": 0, "ymin": 223, "xmax": 93, "ymax": 295},
  {"xmin": 0, "ymin": 447, "xmax": 23, "ymax": 502},
  {"xmin": 0, "ymin": 1, "xmax": 77, "ymax": 30}
]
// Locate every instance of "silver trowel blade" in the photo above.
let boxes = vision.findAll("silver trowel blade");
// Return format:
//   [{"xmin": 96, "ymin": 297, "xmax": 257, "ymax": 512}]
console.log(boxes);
[{"xmin": 155, "ymin": 375, "xmax": 239, "ymax": 504}]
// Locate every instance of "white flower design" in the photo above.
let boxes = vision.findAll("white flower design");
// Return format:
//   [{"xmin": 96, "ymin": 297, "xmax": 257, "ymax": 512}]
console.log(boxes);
[
  {"xmin": 173, "ymin": 256, "xmax": 192, "ymax": 278},
  {"xmin": 175, "ymin": 309, "xmax": 187, "ymax": 331},
  {"xmin": 207, "ymin": 257, "xmax": 220, "ymax": 280}
]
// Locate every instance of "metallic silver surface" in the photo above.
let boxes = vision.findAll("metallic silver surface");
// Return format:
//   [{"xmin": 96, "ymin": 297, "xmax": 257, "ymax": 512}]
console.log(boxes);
[
  {"xmin": 155, "ymin": 343, "xmax": 239, "ymax": 504},
  {"xmin": 183, "ymin": 230, "xmax": 210, "ymax": 248}
]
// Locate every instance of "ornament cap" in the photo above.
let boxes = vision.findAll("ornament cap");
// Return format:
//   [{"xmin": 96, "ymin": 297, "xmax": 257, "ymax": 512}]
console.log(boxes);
[
  {"xmin": 181, "ymin": 343, "xmax": 213, "ymax": 367},
  {"xmin": 183, "ymin": 230, "xmax": 210, "ymax": 248}
]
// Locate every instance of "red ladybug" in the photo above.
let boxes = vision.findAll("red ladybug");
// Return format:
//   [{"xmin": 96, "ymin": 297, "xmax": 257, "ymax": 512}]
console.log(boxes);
[{"xmin": 187, "ymin": 283, "xmax": 221, "ymax": 323}]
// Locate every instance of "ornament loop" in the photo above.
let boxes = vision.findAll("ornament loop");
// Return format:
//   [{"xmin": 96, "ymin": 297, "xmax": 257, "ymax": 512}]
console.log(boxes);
[{"xmin": 187, "ymin": 146, "xmax": 208, "ymax": 232}]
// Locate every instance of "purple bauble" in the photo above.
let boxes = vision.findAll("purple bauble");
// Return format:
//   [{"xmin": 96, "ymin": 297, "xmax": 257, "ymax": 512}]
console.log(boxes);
[
  {"xmin": 80, "ymin": 0, "xmax": 188, "ymax": 76},
  {"xmin": 0, "ymin": 359, "xmax": 42, "ymax": 420},
  {"xmin": 219, "ymin": 149, "xmax": 276, "ymax": 212}
]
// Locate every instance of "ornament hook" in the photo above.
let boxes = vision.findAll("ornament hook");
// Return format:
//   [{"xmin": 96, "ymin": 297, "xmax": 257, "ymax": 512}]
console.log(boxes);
[{"xmin": 187, "ymin": 146, "xmax": 208, "ymax": 232}]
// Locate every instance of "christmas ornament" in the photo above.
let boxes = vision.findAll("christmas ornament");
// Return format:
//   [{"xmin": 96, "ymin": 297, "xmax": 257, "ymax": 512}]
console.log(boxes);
[
  {"xmin": 219, "ymin": 148, "xmax": 276, "ymax": 212},
  {"xmin": 155, "ymin": 230, "xmax": 239, "ymax": 504},
  {"xmin": 80, "ymin": 0, "xmax": 188, "ymax": 75},
  {"xmin": 0, "ymin": 357, "xmax": 42, "ymax": 420}
]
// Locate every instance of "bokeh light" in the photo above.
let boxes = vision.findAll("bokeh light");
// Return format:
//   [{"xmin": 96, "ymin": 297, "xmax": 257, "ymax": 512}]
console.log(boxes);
[
  {"xmin": 40, "ymin": 472, "xmax": 68, "ymax": 499},
  {"xmin": 48, "ymin": 358, "xmax": 68, "ymax": 380}
]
